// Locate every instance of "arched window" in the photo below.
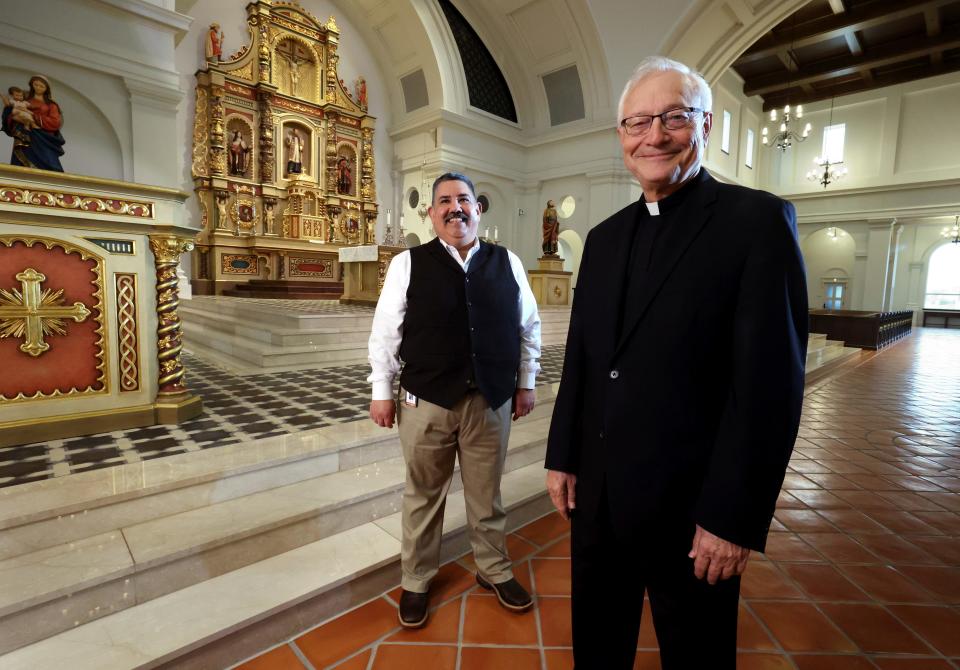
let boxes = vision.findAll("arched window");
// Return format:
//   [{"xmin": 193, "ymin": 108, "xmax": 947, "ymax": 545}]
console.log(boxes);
[{"xmin": 924, "ymin": 243, "xmax": 960, "ymax": 309}]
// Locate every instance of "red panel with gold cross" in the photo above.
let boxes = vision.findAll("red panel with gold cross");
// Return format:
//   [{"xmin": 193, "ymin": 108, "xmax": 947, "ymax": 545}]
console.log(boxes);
[{"xmin": 0, "ymin": 237, "xmax": 107, "ymax": 401}]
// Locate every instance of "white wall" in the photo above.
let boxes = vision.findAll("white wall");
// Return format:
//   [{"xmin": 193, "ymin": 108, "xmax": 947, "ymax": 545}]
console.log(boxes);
[{"xmin": 0, "ymin": 0, "xmax": 185, "ymax": 187}]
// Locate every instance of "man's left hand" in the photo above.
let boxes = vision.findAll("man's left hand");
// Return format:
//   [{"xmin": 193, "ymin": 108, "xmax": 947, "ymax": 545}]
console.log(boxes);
[
  {"xmin": 512, "ymin": 388, "xmax": 535, "ymax": 421},
  {"xmin": 688, "ymin": 524, "xmax": 750, "ymax": 585}
]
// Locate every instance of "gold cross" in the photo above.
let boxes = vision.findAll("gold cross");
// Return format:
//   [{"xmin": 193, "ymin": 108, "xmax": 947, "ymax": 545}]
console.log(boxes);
[{"xmin": 0, "ymin": 268, "xmax": 91, "ymax": 357}]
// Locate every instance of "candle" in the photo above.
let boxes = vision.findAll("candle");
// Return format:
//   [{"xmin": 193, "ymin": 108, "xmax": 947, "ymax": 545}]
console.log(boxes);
[
  {"xmin": 493, "ymin": 226, "xmax": 499, "ymax": 241},
  {"xmin": 399, "ymin": 215, "xmax": 405, "ymax": 231},
  {"xmin": 387, "ymin": 210, "xmax": 391, "ymax": 229},
  {"xmin": 484, "ymin": 227, "xmax": 490, "ymax": 239}
]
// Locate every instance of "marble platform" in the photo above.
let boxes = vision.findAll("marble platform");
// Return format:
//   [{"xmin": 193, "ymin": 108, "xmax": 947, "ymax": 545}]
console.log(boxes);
[
  {"xmin": 0, "ymin": 385, "xmax": 559, "ymax": 658},
  {"xmin": 180, "ymin": 297, "xmax": 572, "ymax": 374}
]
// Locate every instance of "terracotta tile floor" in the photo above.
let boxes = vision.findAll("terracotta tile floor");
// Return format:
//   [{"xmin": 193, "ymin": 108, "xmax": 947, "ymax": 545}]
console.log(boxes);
[{"xmin": 233, "ymin": 330, "xmax": 960, "ymax": 669}]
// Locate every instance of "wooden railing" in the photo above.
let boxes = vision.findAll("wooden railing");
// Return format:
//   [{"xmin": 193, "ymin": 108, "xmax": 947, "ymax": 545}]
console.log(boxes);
[
  {"xmin": 921, "ymin": 309, "xmax": 960, "ymax": 329},
  {"xmin": 808, "ymin": 309, "xmax": 913, "ymax": 350}
]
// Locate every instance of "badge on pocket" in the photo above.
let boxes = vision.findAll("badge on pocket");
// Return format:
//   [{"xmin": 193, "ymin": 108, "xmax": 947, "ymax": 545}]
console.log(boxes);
[{"xmin": 403, "ymin": 391, "xmax": 418, "ymax": 407}]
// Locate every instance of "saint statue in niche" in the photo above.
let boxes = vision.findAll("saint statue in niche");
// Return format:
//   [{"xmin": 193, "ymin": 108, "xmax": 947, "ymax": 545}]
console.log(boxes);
[
  {"xmin": 336, "ymin": 156, "xmax": 352, "ymax": 194},
  {"xmin": 228, "ymin": 130, "xmax": 250, "ymax": 176},
  {"xmin": 542, "ymin": 199, "xmax": 560, "ymax": 257},
  {"xmin": 205, "ymin": 23, "xmax": 223, "ymax": 62},
  {"xmin": 285, "ymin": 128, "xmax": 303, "ymax": 175},
  {"xmin": 2, "ymin": 75, "xmax": 65, "ymax": 172}
]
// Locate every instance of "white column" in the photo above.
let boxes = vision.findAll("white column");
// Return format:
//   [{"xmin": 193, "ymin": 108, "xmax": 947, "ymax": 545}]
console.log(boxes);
[{"xmin": 125, "ymin": 78, "xmax": 183, "ymax": 188}]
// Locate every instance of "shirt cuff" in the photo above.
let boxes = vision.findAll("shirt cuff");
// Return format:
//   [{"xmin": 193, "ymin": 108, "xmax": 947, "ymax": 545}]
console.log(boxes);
[
  {"xmin": 371, "ymin": 380, "xmax": 394, "ymax": 401},
  {"xmin": 517, "ymin": 370, "xmax": 537, "ymax": 390}
]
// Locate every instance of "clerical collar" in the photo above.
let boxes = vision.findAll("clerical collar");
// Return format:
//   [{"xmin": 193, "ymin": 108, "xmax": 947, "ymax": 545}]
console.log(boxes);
[{"xmin": 641, "ymin": 168, "xmax": 708, "ymax": 216}]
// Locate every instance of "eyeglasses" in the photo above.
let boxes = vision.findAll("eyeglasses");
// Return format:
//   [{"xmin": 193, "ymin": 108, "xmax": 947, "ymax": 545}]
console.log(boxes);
[{"xmin": 620, "ymin": 107, "xmax": 704, "ymax": 136}]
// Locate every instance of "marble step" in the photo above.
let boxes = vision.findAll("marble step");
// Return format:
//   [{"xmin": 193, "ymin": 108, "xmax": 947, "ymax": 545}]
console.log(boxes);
[
  {"xmin": 181, "ymin": 298, "xmax": 376, "ymax": 330},
  {"xmin": 179, "ymin": 307, "xmax": 373, "ymax": 347},
  {"xmin": 0, "ymin": 399, "xmax": 556, "ymax": 653},
  {"xmin": 0, "ymin": 463, "xmax": 554, "ymax": 670},
  {"xmin": 805, "ymin": 345, "xmax": 861, "ymax": 377},
  {"xmin": 0, "ymin": 387, "xmax": 558, "ymax": 550}
]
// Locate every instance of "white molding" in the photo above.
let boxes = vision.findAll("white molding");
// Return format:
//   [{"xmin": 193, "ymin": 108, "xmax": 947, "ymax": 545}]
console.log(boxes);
[{"xmin": 94, "ymin": 0, "xmax": 192, "ymax": 35}]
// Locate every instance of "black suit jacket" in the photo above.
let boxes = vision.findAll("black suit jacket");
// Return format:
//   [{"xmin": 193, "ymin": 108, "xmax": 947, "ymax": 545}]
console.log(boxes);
[{"xmin": 545, "ymin": 170, "xmax": 808, "ymax": 552}]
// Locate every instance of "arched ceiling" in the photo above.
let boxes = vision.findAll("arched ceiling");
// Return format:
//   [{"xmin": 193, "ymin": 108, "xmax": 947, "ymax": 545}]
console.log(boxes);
[{"xmin": 322, "ymin": 0, "xmax": 813, "ymax": 141}]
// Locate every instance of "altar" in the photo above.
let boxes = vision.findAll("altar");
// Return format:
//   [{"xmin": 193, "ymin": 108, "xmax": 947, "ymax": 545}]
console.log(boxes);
[
  {"xmin": 0, "ymin": 165, "xmax": 201, "ymax": 447},
  {"xmin": 190, "ymin": 5, "xmax": 382, "ymax": 298}
]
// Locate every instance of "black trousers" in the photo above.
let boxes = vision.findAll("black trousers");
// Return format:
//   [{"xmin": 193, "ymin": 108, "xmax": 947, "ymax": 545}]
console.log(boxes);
[{"xmin": 570, "ymin": 491, "xmax": 741, "ymax": 670}]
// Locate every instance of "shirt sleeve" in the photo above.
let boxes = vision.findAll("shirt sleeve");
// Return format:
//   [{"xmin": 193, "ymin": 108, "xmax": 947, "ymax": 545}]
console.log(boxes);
[
  {"xmin": 508, "ymin": 250, "xmax": 542, "ymax": 389},
  {"xmin": 366, "ymin": 251, "xmax": 411, "ymax": 401}
]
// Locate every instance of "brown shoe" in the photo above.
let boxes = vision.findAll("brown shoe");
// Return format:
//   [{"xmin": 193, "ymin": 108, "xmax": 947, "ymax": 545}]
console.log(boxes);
[
  {"xmin": 476, "ymin": 575, "xmax": 533, "ymax": 612},
  {"xmin": 398, "ymin": 589, "xmax": 429, "ymax": 628}
]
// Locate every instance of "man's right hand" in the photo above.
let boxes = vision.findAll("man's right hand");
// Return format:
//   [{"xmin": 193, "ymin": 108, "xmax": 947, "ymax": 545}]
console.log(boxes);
[
  {"xmin": 546, "ymin": 470, "xmax": 577, "ymax": 520},
  {"xmin": 370, "ymin": 399, "xmax": 396, "ymax": 428}
]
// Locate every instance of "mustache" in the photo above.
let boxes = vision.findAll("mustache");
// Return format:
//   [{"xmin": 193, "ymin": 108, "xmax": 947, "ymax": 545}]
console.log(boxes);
[{"xmin": 444, "ymin": 213, "xmax": 468, "ymax": 223}]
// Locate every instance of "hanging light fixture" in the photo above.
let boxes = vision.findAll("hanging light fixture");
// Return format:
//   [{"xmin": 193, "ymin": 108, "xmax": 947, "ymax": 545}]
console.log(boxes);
[
  {"xmin": 805, "ymin": 97, "xmax": 848, "ymax": 188},
  {"xmin": 941, "ymin": 215, "xmax": 960, "ymax": 245},
  {"xmin": 761, "ymin": 16, "xmax": 811, "ymax": 152},
  {"xmin": 417, "ymin": 135, "xmax": 430, "ymax": 221},
  {"xmin": 762, "ymin": 103, "xmax": 811, "ymax": 152}
]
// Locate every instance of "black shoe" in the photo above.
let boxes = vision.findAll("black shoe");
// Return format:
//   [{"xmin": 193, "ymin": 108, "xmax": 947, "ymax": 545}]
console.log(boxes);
[
  {"xmin": 398, "ymin": 589, "xmax": 429, "ymax": 628},
  {"xmin": 476, "ymin": 575, "xmax": 533, "ymax": 612}
]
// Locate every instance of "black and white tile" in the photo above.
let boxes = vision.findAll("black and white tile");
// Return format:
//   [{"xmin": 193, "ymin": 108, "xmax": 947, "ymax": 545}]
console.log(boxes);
[{"xmin": 0, "ymin": 345, "xmax": 566, "ymax": 489}]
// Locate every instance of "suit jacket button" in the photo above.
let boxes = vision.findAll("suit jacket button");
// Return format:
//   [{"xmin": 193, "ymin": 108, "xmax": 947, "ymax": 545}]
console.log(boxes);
[
  {"xmin": 609, "ymin": 370, "xmax": 619, "ymax": 379},
  {"xmin": 599, "ymin": 431, "xmax": 604, "ymax": 439}
]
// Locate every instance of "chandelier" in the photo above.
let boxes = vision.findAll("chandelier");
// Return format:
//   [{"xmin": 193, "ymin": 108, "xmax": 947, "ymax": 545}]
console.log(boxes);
[
  {"xmin": 942, "ymin": 215, "xmax": 960, "ymax": 244},
  {"xmin": 805, "ymin": 97, "xmax": 847, "ymax": 188},
  {"xmin": 761, "ymin": 104, "xmax": 811, "ymax": 152},
  {"xmin": 807, "ymin": 158, "xmax": 848, "ymax": 188}
]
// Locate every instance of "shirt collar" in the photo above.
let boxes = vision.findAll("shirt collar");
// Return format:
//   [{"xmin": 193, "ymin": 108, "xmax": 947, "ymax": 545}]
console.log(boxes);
[
  {"xmin": 641, "ymin": 167, "xmax": 707, "ymax": 216},
  {"xmin": 438, "ymin": 235, "xmax": 480, "ymax": 260}
]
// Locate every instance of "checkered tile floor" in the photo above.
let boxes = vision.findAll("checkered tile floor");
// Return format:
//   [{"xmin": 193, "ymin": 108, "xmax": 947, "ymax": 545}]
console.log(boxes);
[{"xmin": 0, "ymin": 345, "xmax": 566, "ymax": 489}]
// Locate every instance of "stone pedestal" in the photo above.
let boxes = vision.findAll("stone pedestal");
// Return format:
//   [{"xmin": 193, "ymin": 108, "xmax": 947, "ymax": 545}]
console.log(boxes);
[
  {"xmin": 528, "ymin": 255, "xmax": 572, "ymax": 307},
  {"xmin": 339, "ymin": 245, "xmax": 403, "ymax": 305}
]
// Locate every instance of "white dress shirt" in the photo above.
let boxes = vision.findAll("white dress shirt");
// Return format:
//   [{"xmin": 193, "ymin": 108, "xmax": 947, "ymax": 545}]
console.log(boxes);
[{"xmin": 367, "ymin": 237, "xmax": 542, "ymax": 401}]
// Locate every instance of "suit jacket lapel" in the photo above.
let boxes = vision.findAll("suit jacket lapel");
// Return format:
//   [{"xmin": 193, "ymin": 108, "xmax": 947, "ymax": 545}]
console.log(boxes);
[
  {"xmin": 614, "ymin": 172, "xmax": 719, "ymax": 358},
  {"xmin": 605, "ymin": 202, "xmax": 641, "ymax": 355}
]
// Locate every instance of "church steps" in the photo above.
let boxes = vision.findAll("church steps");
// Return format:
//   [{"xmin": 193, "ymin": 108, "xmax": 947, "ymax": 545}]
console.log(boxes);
[
  {"xmin": 179, "ymin": 298, "xmax": 376, "ymax": 330},
  {"xmin": 0, "ymin": 462, "xmax": 555, "ymax": 670},
  {"xmin": 0, "ymin": 400, "xmax": 556, "ymax": 655},
  {"xmin": 178, "ymin": 307, "xmax": 373, "ymax": 347}
]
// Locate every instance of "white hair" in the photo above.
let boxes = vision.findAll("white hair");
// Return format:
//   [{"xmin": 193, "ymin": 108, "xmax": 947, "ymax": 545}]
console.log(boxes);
[{"xmin": 616, "ymin": 56, "xmax": 713, "ymax": 124}]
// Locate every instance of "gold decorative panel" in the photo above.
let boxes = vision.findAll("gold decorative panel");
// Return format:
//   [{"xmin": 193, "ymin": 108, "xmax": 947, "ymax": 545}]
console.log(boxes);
[{"xmin": 115, "ymin": 273, "xmax": 140, "ymax": 392}]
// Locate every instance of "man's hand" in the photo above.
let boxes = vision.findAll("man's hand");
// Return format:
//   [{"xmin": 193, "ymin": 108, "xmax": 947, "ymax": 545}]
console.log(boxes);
[
  {"xmin": 546, "ymin": 470, "xmax": 577, "ymax": 520},
  {"xmin": 369, "ymin": 399, "xmax": 396, "ymax": 428},
  {"xmin": 688, "ymin": 524, "xmax": 750, "ymax": 584},
  {"xmin": 512, "ymin": 388, "xmax": 536, "ymax": 421}
]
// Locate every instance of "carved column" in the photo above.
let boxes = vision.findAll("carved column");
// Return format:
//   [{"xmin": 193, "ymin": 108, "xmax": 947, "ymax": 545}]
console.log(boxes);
[
  {"xmin": 149, "ymin": 236, "xmax": 195, "ymax": 397},
  {"xmin": 208, "ymin": 85, "xmax": 226, "ymax": 176},
  {"xmin": 256, "ymin": 16, "xmax": 271, "ymax": 84},
  {"xmin": 360, "ymin": 126, "xmax": 375, "ymax": 201},
  {"xmin": 258, "ymin": 91, "xmax": 275, "ymax": 182},
  {"xmin": 325, "ymin": 121, "xmax": 338, "ymax": 194},
  {"xmin": 325, "ymin": 17, "xmax": 340, "ymax": 104}
]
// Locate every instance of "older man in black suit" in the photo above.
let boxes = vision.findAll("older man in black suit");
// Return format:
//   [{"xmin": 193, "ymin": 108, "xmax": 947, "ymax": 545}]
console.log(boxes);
[{"xmin": 545, "ymin": 56, "xmax": 808, "ymax": 669}]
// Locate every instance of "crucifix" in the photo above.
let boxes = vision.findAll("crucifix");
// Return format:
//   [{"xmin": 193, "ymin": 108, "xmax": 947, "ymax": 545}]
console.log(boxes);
[
  {"xmin": 0, "ymin": 268, "xmax": 92, "ymax": 357},
  {"xmin": 277, "ymin": 41, "xmax": 310, "ymax": 97}
]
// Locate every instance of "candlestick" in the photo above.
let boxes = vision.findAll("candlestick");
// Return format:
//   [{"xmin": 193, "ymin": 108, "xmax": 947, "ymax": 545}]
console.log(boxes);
[{"xmin": 493, "ymin": 226, "xmax": 499, "ymax": 241}]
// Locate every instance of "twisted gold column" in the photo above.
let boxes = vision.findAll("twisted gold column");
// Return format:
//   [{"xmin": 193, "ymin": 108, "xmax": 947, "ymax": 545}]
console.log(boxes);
[{"xmin": 149, "ymin": 236, "xmax": 195, "ymax": 397}]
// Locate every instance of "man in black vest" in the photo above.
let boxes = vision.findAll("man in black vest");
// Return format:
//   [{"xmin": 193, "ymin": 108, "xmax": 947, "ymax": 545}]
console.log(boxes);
[
  {"xmin": 369, "ymin": 172, "xmax": 542, "ymax": 628},
  {"xmin": 545, "ymin": 57, "xmax": 808, "ymax": 668}
]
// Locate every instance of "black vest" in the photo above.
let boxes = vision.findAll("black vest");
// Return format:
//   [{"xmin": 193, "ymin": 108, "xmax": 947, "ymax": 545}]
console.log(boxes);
[{"xmin": 399, "ymin": 238, "xmax": 521, "ymax": 410}]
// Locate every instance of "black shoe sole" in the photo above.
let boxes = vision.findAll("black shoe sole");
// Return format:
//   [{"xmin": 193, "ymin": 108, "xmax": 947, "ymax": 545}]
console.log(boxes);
[{"xmin": 476, "ymin": 574, "xmax": 533, "ymax": 612}]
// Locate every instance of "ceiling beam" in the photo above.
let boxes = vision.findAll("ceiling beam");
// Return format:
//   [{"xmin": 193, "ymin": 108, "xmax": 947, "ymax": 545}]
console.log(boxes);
[
  {"xmin": 744, "ymin": 27, "xmax": 960, "ymax": 97},
  {"xmin": 760, "ymin": 61, "xmax": 960, "ymax": 111},
  {"xmin": 734, "ymin": 0, "xmax": 954, "ymax": 65},
  {"xmin": 926, "ymin": 6, "xmax": 943, "ymax": 66}
]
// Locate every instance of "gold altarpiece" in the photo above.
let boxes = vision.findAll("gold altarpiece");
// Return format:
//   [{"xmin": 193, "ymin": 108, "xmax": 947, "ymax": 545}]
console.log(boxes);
[{"xmin": 191, "ymin": 2, "xmax": 382, "ymax": 295}]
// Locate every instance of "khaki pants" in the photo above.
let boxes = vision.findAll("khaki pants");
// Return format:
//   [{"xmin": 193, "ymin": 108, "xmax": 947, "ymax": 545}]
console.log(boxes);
[{"xmin": 398, "ymin": 389, "xmax": 513, "ymax": 592}]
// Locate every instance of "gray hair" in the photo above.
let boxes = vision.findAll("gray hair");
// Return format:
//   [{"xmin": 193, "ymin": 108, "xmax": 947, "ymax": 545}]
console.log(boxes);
[
  {"xmin": 616, "ymin": 56, "xmax": 713, "ymax": 124},
  {"xmin": 431, "ymin": 172, "xmax": 477, "ymax": 204}
]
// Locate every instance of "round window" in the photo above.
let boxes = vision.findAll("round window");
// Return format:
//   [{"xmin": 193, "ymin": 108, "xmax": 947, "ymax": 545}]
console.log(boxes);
[
  {"xmin": 558, "ymin": 195, "xmax": 576, "ymax": 219},
  {"xmin": 408, "ymin": 188, "xmax": 420, "ymax": 209},
  {"xmin": 477, "ymin": 194, "xmax": 491, "ymax": 214}
]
